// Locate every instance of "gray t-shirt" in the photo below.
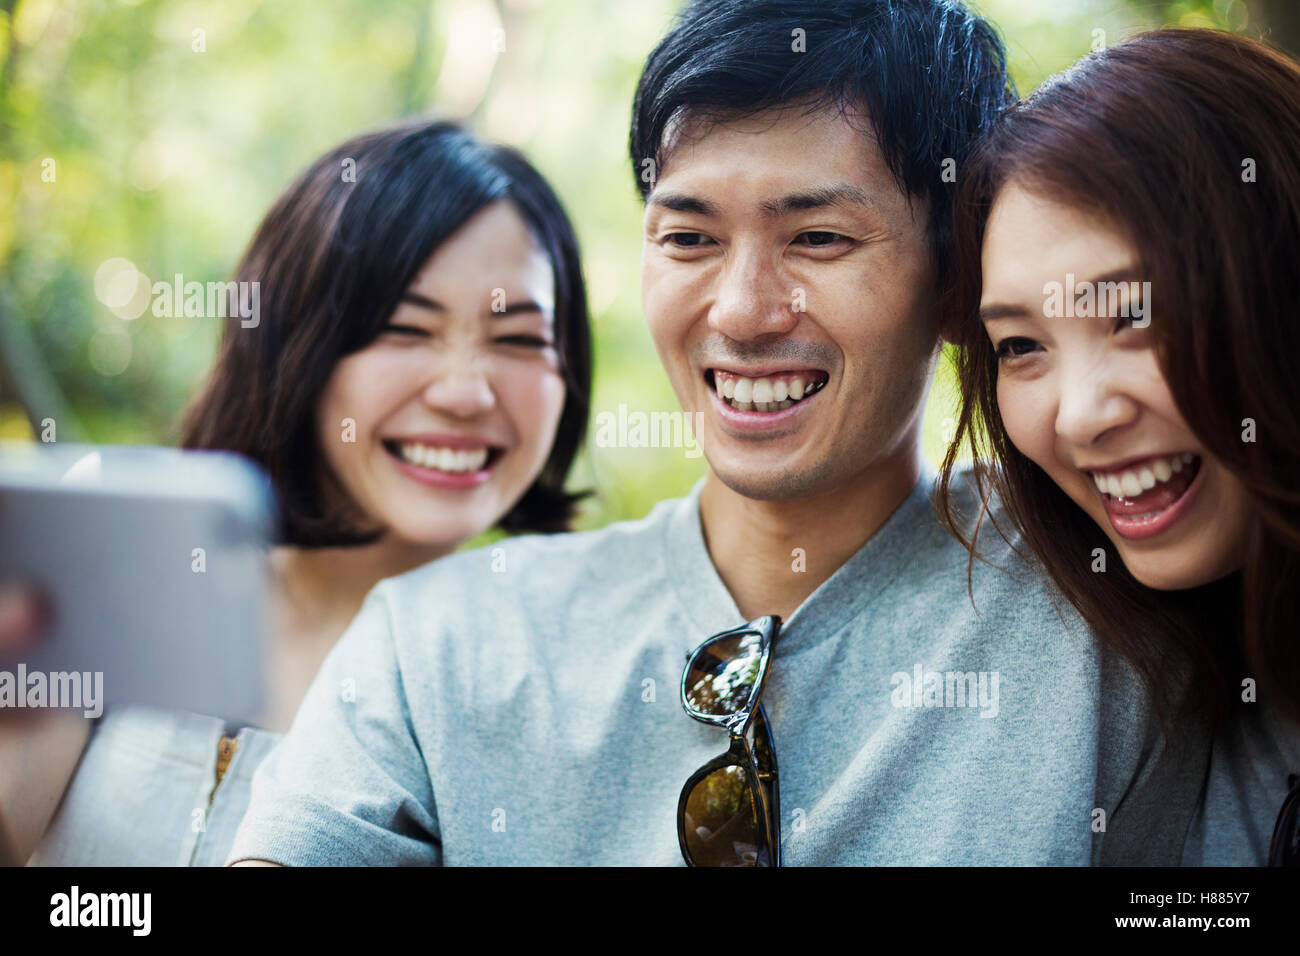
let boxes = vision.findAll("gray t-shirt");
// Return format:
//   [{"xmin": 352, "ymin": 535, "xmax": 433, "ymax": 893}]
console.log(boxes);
[{"xmin": 226, "ymin": 471, "xmax": 1205, "ymax": 865}]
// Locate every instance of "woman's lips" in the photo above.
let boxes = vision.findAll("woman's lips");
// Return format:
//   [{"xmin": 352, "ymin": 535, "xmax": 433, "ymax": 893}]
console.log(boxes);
[
  {"xmin": 1096, "ymin": 456, "xmax": 1203, "ymax": 540},
  {"xmin": 383, "ymin": 441, "xmax": 499, "ymax": 490}
]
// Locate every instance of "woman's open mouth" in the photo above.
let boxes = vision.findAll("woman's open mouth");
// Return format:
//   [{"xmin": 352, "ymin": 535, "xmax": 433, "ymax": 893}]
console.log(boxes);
[
  {"xmin": 382, "ymin": 439, "xmax": 504, "ymax": 488},
  {"xmin": 1088, "ymin": 452, "xmax": 1203, "ymax": 540}
]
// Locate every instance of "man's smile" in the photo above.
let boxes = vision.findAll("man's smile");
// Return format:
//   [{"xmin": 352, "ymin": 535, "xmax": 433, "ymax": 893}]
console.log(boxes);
[{"xmin": 705, "ymin": 367, "xmax": 830, "ymax": 412}]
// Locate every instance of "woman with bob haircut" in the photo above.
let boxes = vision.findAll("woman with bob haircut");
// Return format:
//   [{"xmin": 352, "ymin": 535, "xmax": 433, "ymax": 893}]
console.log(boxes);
[
  {"xmin": 2, "ymin": 118, "xmax": 593, "ymax": 865},
  {"xmin": 940, "ymin": 29, "xmax": 1300, "ymax": 865}
]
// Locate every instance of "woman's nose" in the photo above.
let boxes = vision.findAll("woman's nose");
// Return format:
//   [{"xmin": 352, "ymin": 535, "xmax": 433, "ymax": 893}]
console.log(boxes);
[
  {"xmin": 1054, "ymin": 357, "xmax": 1140, "ymax": 448},
  {"xmin": 421, "ymin": 358, "xmax": 496, "ymax": 419}
]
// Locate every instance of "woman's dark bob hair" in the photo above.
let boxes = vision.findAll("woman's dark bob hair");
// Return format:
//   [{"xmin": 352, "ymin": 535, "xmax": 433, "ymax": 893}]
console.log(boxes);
[
  {"xmin": 181, "ymin": 119, "xmax": 592, "ymax": 546},
  {"xmin": 940, "ymin": 29, "xmax": 1300, "ymax": 731}
]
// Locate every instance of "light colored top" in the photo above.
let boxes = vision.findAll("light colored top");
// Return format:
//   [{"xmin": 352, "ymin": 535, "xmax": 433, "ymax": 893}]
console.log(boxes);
[
  {"xmin": 30, "ymin": 706, "xmax": 280, "ymax": 866},
  {"xmin": 227, "ymin": 471, "xmax": 1212, "ymax": 866}
]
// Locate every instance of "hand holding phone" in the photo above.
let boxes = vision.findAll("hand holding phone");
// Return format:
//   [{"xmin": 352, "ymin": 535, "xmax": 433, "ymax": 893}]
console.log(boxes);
[{"xmin": 0, "ymin": 443, "xmax": 274, "ymax": 724}]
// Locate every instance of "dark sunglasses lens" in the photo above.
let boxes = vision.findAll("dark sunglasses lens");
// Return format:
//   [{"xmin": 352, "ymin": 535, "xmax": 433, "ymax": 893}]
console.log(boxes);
[
  {"xmin": 682, "ymin": 764, "xmax": 769, "ymax": 866},
  {"xmin": 685, "ymin": 631, "xmax": 764, "ymax": 716}
]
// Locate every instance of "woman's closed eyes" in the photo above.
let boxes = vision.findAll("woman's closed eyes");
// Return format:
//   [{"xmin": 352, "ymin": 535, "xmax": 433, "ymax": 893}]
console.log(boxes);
[{"xmin": 382, "ymin": 323, "xmax": 553, "ymax": 350}]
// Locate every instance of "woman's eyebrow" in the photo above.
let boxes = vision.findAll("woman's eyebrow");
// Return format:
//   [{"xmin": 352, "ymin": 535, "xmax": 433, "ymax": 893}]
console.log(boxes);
[
  {"xmin": 491, "ymin": 300, "xmax": 548, "ymax": 317},
  {"xmin": 399, "ymin": 292, "xmax": 548, "ymax": 317},
  {"xmin": 979, "ymin": 303, "xmax": 1033, "ymax": 322},
  {"xmin": 1077, "ymin": 267, "xmax": 1142, "ymax": 288},
  {"xmin": 399, "ymin": 291, "xmax": 445, "ymax": 313}
]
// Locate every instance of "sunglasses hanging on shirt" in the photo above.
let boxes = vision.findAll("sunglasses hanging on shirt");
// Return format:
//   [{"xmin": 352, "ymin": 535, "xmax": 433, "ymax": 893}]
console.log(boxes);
[{"xmin": 677, "ymin": 615, "xmax": 782, "ymax": 867}]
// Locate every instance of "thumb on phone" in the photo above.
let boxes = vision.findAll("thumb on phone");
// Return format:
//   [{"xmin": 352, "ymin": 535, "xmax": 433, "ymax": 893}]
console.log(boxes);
[{"xmin": 0, "ymin": 584, "xmax": 47, "ymax": 655}]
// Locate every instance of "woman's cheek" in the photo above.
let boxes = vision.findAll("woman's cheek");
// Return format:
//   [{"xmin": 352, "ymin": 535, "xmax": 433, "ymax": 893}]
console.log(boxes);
[
  {"xmin": 319, "ymin": 349, "xmax": 421, "ymax": 470},
  {"xmin": 342, "ymin": 349, "xmax": 427, "ymax": 423},
  {"xmin": 997, "ymin": 374, "xmax": 1052, "ymax": 469},
  {"xmin": 502, "ymin": 362, "xmax": 566, "ymax": 454},
  {"xmin": 315, "ymin": 360, "xmax": 363, "ymax": 467}
]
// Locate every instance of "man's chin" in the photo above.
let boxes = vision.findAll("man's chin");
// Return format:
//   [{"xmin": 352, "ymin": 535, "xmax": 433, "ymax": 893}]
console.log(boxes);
[{"xmin": 706, "ymin": 459, "xmax": 827, "ymax": 503}]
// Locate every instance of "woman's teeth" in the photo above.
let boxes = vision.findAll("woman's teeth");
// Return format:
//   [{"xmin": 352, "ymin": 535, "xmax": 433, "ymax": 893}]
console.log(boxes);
[
  {"xmin": 397, "ymin": 442, "xmax": 489, "ymax": 474},
  {"xmin": 1090, "ymin": 453, "xmax": 1196, "ymax": 498},
  {"xmin": 712, "ymin": 371, "xmax": 828, "ymax": 412}
]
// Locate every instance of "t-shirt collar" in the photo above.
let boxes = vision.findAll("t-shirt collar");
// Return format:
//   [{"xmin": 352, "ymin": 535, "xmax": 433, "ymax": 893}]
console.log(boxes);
[{"xmin": 662, "ymin": 468, "xmax": 936, "ymax": 655}]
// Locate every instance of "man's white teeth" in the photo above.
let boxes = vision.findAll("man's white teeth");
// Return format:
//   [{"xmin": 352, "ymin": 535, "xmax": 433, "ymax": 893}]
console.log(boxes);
[
  {"xmin": 713, "ymin": 372, "xmax": 823, "ymax": 411},
  {"xmin": 399, "ymin": 442, "xmax": 489, "ymax": 473},
  {"xmin": 1091, "ymin": 453, "xmax": 1195, "ymax": 497}
]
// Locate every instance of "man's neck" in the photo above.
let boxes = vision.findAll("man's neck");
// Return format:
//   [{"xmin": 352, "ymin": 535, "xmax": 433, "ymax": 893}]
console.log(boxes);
[{"xmin": 698, "ymin": 446, "xmax": 923, "ymax": 622}]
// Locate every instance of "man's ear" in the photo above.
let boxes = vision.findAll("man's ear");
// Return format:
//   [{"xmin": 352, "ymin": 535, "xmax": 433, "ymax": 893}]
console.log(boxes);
[
  {"xmin": 937, "ymin": 312, "xmax": 960, "ymax": 347},
  {"xmin": 934, "ymin": 279, "xmax": 962, "ymax": 346}
]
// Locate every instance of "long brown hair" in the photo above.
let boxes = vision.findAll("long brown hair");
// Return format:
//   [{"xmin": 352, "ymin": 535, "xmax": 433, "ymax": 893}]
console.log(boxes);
[{"xmin": 939, "ymin": 28, "xmax": 1300, "ymax": 732}]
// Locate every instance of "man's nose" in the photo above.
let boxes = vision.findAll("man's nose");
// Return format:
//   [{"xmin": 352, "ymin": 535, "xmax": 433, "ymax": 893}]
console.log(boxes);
[{"xmin": 707, "ymin": 244, "xmax": 799, "ymax": 342}]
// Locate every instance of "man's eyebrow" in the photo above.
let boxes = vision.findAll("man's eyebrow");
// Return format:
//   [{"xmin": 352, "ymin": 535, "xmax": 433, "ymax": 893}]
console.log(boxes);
[
  {"xmin": 647, "ymin": 184, "xmax": 878, "ymax": 219},
  {"xmin": 761, "ymin": 183, "xmax": 875, "ymax": 216},
  {"xmin": 398, "ymin": 291, "xmax": 548, "ymax": 317},
  {"xmin": 647, "ymin": 192, "xmax": 719, "ymax": 216}
]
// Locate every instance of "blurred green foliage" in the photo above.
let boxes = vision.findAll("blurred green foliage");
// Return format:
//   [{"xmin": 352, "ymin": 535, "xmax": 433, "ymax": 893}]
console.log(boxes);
[{"xmin": 0, "ymin": 0, "xmax": 1282, "ymax": 533}]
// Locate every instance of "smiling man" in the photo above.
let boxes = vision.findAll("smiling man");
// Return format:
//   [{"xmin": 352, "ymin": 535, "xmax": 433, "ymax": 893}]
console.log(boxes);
[
  {"xmin": 639, "ymin": 100, "xmax": 940, "ymax": 621},
  {"xmin": 228, "ymin": 0, "xmax": 1195, "ymax": 866}
]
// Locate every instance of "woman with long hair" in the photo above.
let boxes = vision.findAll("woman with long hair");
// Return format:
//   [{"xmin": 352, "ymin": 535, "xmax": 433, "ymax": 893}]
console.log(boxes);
[{"xmin": 940, "ymin": 29, "xmax": 1300, "ymax": 864}]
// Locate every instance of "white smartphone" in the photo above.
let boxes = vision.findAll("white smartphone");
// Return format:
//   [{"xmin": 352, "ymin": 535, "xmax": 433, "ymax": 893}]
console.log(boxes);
[{"xmin": 0, "ymin": 442, "xmax": 274, "ymax": 724}]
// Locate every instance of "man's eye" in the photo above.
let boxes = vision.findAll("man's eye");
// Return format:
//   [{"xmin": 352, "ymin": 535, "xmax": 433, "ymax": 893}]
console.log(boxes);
[
  {"xmin": 497, "ymin": 335, "xmax": 553, "ymax": 348},
  {"xmin": 795, "ymin": 231, "xmax": 848, "ymax": 247},
  {"xmin": 665, "ymin": 233, "xmax": 711, "ymax": 248},
  {"xmin": 993, "ymin": 337, "xmax": 1040, "ymax": 360}
]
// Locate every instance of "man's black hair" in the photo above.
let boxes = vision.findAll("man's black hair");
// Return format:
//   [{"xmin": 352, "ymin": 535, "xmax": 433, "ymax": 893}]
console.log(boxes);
[{"xmin": 630, "ymin": 0, "xmax": 1016, "ymax": 274}]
